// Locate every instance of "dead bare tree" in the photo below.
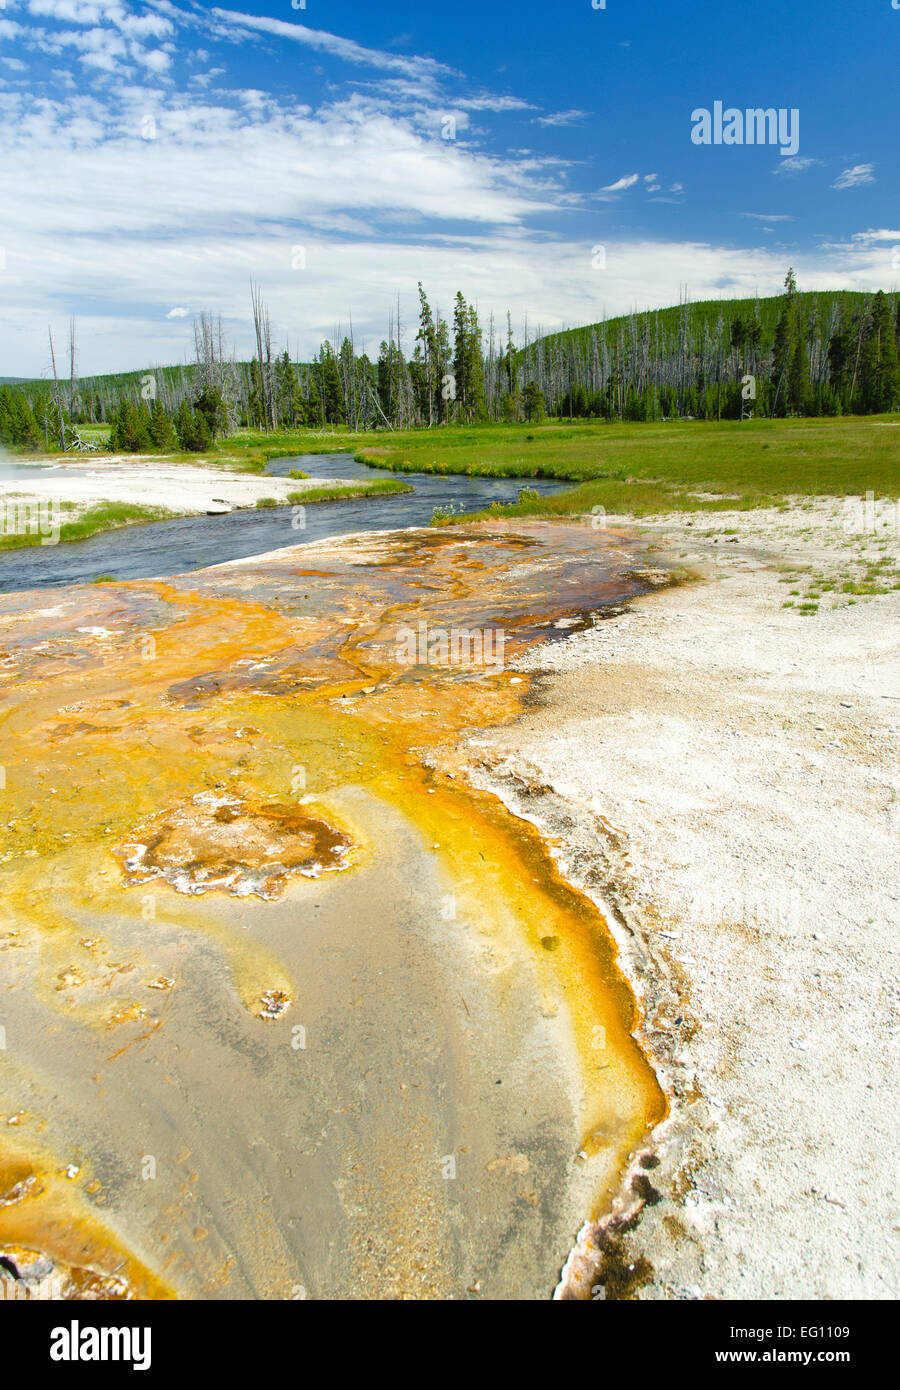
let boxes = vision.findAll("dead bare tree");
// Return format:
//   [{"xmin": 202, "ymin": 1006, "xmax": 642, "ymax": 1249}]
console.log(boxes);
[
  {"xmin": 47, "ymin": 326, "xmax": 66, "ymax": 449},
  {"xmin": 68, "ymin": 317, "xmax": 78, "ymax": 419},
  {"xmin": 193, "ymin": 310, "xmax": 240, "ymax": 433},
  {"xmin": 249, "ymin": 281, "xmax": 274, "ymax": 431}
]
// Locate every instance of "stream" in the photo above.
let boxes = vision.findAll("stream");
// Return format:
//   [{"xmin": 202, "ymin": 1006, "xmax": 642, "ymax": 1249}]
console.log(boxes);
[{"xmin": 0, "ymin": 451, "xmax": 566, "ymax": 593}]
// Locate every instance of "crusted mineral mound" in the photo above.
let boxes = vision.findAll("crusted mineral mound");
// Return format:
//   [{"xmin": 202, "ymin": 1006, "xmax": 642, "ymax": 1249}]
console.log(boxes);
[{"xmin": 115, "ymin": 790, "xmax": 354, "ymax": 899}]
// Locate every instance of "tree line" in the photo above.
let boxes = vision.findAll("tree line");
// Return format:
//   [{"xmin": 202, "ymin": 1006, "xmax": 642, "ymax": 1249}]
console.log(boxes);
[
  {"xmin": 530, "ymin": 272, "xmax": 900, "ymax": 422},
  {"xmin": 2, "ymin": 272, "xmax": 898, "ymax": 453}
]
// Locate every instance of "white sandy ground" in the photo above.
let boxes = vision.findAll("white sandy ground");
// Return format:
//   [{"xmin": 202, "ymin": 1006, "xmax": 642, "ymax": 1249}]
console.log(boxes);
[
  {"xmin": 459, "ymin": 498, "xmax": 900, "ymax": 1300},
  {"xmin": 0, "ymin": 455, "xmax": 361, "ymax": 516}
]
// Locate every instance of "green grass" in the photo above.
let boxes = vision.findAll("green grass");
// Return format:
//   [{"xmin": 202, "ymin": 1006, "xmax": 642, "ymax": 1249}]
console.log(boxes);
[
  {"xmin": 4, "ymin": 417, "xmax": 896, "ymax": 545},
  {"xmin": 0, "ymin": 501, "xmax": 177, "ymax": 551},
  {"xmin": 286, "ymin": 479, "xmax": 413, "ymax": 505},
  {"xmin": 352, "ymin": 416, "xmax": 900, "ymax": 521}
]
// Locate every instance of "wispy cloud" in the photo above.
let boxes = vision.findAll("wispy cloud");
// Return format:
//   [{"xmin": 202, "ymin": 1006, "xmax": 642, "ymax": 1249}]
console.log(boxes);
[
  {"xmin": 773, "ymin": 156, "xmax": 823, "ymax": 177},
  {"xmin": 851, "ymin": 228, "xmax": 900, "ymax": 244},
  {"xmin": 535, "ymin": 109, "xmax": 588, "ymax": 128},
  {"xmin": 832, "ymin": 163, "xmax": 875, "ymax": 190},
  {"xmin": 740, "ymin": 212, "xmax": 795, "ymax": 222},
  {"xmin": 209, "ymin": 8, "xmax": 459, "ymax": 81},
  {"xmin": 596, "ymin": 172, "xmax": 640, "ymax": 200},
  {"xmin": 457, "ymin": 95, "xmax": 537, "ymax": 112},
  {"xmin": 0, "ymin": 0, "xmax": 893, "ymax": 375}
]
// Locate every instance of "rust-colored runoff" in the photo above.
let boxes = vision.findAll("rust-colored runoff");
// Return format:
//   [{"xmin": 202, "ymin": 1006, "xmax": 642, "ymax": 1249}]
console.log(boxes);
[{"xmin": 0, "ymin": 521, "xmax": 665, "ymax": 1297}]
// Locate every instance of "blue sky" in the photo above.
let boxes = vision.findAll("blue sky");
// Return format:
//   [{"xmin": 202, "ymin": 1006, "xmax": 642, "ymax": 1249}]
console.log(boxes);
[{"xmin": 0, "ymin": 0, "xmax": 897, "ymax": 373}]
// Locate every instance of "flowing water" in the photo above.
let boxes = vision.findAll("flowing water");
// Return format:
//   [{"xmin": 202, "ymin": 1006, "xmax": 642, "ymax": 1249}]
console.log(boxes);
[{"xmin": 0, "ymin": 452, "xmax": 566, "ymax": 593}]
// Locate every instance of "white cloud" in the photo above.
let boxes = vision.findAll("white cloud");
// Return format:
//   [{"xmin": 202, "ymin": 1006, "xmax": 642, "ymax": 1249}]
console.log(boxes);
[
  {"xmin": 135, "ymin": 47, "xmax": 171, "ymax": 73},
  {"xmin": 6, "ymin": 230, "xmax": 897, "ymax": 377},
  {"xmin": 832, "ymin": 163, "xmax": 875, "ymax": 190},
  {"xmin": 188, "ymin": 68, "xmax": 225, "ymax": 89},
  {"xmin": 851, "ymin": 228, "xmax": 900, "ymax": 244},
  {"xmin": 27, "ymin": 0, "xmax": 173, "ymax": 38},
  {"xmin": 740, "ymin": 212, "xmax": 795, "ymax": 222},
  {"xmin": 773, "ymin": 156, "xmax": 823, "ymax": 176},
  {"xmin": 457, "ymin": 95, "xmax": 536, "ymax": 112},
  {"xmin": 209, "ymin": 8, "xmax": 458, "ymax": 81},
  {"xmin": 0, "ymin": 88, "xmax": 562, "ymax": 244},
  {"xmin": 0, "ymin": 1, "xmax": 894, "ymax": 377},
  {"xmin": 596, "ymin": 172, "xmax": 640, "ymax": 199},
  {"xmin": 27, "ymin": 0, "xmax": 110, "ymax": 23},
  {"xmin": 535, "ymin": 109, "xmax": 588, "ymax": 127}
]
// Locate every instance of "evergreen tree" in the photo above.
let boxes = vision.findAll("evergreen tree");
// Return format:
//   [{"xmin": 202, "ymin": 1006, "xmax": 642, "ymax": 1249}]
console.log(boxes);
[
  {"xmin": 314, "ymin": 343, "xmax": 345, "ymax": 425},
  {"xmin": 465, "ymin": 304, "xmax": 486, "ymax": 421},
  {"xmin": 434, "ymin": 314, "xmax": 452, "ymax": 424},
  {"xmin": 787, "ymin": 332, "xmax": 810, "ymax": 415},
  {"xmin": 523, "ymin": 382, "xmax": 546, "ymax": 422},
  {"xmin": 109, "ymin": 400, "xmax": 153, "ymax": 452},
  {"xmin": 193, "ymin": 385, "xmax": 227, "ymax": 442},
  {"xmin": 415, "ymin": 283, "xmax": 438, "ymax": 425},
  {"xmin": 174, "ymin": 399, "xmax": 211, "ymax": 452},
  {"xmin": 248, "ymin": 358, "xmax": 266, "ymax": 428},
  {"xmin": 860, "ymin": 291, "xmax": 900, "ymax": 412},
  {"xmin": 149, "ymin": 400, "xmax": 176, "ymax": 451},
  {"xmin": 274, "ymin": 351, "xmax": 302, "ymax": 428},
  {"xmin": 827, "ymin": 302, "xmax": 857, "ymax": 406},
  {"xmin": 0, "ymin": 388, "xmax": 41, "ymax": 449}
]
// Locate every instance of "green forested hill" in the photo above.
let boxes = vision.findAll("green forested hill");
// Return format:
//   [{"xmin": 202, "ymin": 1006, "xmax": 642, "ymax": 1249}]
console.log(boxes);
[
  {"xmin": 526, "ymin": 290, "xmax": 878, "ymax": 359},
  {"xmin": 3, "ymin": 279, "xmax": 899, "ymax": 453},
  {"xmin": 517, "ymin": 286, "xmax": 900, "ymax": 421}
]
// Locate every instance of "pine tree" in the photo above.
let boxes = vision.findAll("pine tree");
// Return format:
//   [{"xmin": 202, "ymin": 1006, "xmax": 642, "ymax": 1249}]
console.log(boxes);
[
  {"xmin": 827, "ymin": 301, "xmax": 856, "ymax": 406},
  {"xmin": 109, "ymin": 401, "xmax": 152, "ymax": 452},
  {"xmin": 415, "ymin": 283, "xmax": 438, "ymax": 426},
  {"xmin": 523, "ymin": 382, "xmax": 546, "ymax": 422},
  {"xmin": 248, "ymin": 358, "xmax": 266, "ymax": 428},
  {"xmin": 787, "ymin": 333, "xmax": 810, "ymax": 415},
  {"xmin": 174, "ymin": 399, "xmax": 210, "ymax": 452},
  {"xmin": 862, "ymin": 291, "xmax": 900, "ymax": 412},
  {"xmin": 435, "ymin": 314, "xmax": 451, "ymax": 424},
  {"xmin": 149, "ymin": 400, "xmax": 176, "ymax": 451},
  {"xmin": 194, "ymin": 386, "xmax": 227, "ymax": 442},
  {"xmin": 0, "ymin": 389, "xmax": 41, "ymax": 449},
  {"xmin": 274, "ymin": 351, "xmax": 301, "ymax": 427},
  {"xmin": 452, "ymin": 291, "xmax": 468, "ymax": 420},
  {"xmin": 314, "ymin": 343, "xmax": 345, "ymax": 425}
]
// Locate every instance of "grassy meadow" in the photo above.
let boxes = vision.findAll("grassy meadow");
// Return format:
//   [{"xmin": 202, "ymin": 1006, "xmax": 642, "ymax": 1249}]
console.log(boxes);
[
  {"xmin": 8, "ymin": 416, "xmax": 899, "ymax": 544},
  {"xmin": 351, "ymin": 415, "xmax": 900, "ymax": 520},
  {"xmin": 140, "ymin": 414, "xmax": 900, "ymax": 518}
]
